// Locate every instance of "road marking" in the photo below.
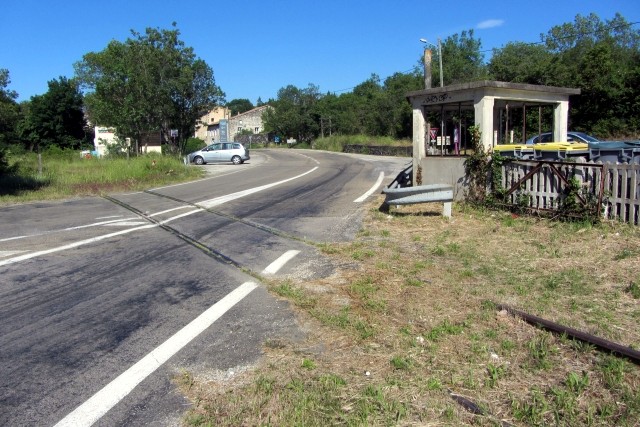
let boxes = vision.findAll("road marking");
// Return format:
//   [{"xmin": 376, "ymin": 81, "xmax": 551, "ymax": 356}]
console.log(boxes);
[
  {"xmin": 0, "ymin": 167, "xmax": 317, "ymax": 266},
  {"xmin": 354, "ymin": 172, "xmax": 384, "ymax": 203},
  {"xmin": 0, "ymin": 235, "xmax": 28, "ymax": 242},
  {"xmin": 158, "ymin": 208, "xmax": 204, "ymax": 224},
  {"xmin": 197, "ymin": 167, "xmax": 318, "ymax": 209},
  {"xmin": 0, "ymin": 218, "xmax": 139, "ymax": 242},
  {"xmin": 102, "ymin": 221, "xmax": 149, "ymax": 226},
  {"xmin": 262, "ymin": 250, "xmax": 301, "ymax": 274},
  {"xmin": 54, "ymin": 281, "xmax": 258, "ymax": 427},
  {"xmin": 147, "ymin": 206, "xmax": 193, "ymax": 217},
  {"xmin": 0, "ymin": 250, "xmax": 27, "ymax": 257},
  {"xmin": 0, "ymin": 224, "xmax": 156, "ymax": 267}
]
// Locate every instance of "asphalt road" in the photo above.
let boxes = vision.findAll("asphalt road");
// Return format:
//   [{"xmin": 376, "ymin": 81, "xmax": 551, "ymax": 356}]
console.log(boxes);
[{"xmin": 0, "ymin": 149, "xmax": 408, "ymax": 426}]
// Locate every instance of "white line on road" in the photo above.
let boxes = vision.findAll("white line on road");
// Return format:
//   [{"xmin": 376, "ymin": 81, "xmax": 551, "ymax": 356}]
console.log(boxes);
[
  {"xmin": 0, "ymin": 218, "xmax": 139, "ymax": 242},
  {"xmin": 354, "ymin": 172, "xmax": 384, "ymax": 203},
  {"xmin": 262, "ymin": 250, "xmax": 301, "ymax": 275},
  {"xmin": 95, "ymin": 215, "xmax": 124, "ymax": 219},
  {"xmin": 54, "ymin": 281, "xmax": 258, "ymax": 427},
  {"xmin": 0, "ymin": 235, "xmax": 28, "ymax": 242},
  {"xmin": 147, "ymin": 205, "xmax": 193, "ymax": 217},
  {"xmin": 197, "ymin": 167, "xmax": 318, "ymax": 209},
  {"xmin": 0, "ymin": 167, "xmax": 318, "ymax": 265},
  {"xmin": 102, "ymin": 221, "xmax": 149, "ymax": 226},
  {"xmin": 0, "ymin": 250, "xmax": 27, "ymax": 257},
  {"xmin": 0, "ymin": 224, "xmax": 157, "ymax": 267}
]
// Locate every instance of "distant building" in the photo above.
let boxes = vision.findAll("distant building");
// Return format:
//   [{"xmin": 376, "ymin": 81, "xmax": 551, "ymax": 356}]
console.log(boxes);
[
  {"xmin": 93, "ymin": 126, "xmax": 162, "ymax": 156},
  {"xmin": 195, "ymin": 105, "xmax": 272, "ymax": 143},
  {"xmin": 228, "ymin": 105, "xmax": 271, "ymax": 142},
  {"xmin": 195, "ymin": 107, "xmax": 231, "ymax": 143},
  {"xmin": 93, "ymin": 126, "xmax": 118, "ymax": 157}
]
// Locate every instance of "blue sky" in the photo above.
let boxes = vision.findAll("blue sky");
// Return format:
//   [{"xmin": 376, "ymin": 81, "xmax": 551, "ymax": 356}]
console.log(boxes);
[{"xmin": 1, "ymin": 0, "xmax": 638, "ymax": 105}]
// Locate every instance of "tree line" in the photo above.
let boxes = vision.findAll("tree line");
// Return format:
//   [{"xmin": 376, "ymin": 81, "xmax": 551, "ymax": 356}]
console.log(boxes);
[
  {"xmin": 0, "ymin": 12, "xmax": 638, "ymax": 168},
  {"xmin": 262, "ymin": 13, "xmax": 640, "ymax": 142}
]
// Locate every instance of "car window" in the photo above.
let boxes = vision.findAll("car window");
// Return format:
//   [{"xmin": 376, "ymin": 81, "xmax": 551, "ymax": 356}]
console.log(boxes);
[
  {"xmin": 541, "ymin": 134, "xmax": 552, "ymax": 143},
  {"xmin": 212, "ymin": 143, "xmax": 222, "ymax": 150},
  {"xmin": 576, "ymin": 133, "xmax": 600, "ymax": 142},
  {"xmin": 233, "ymin": 143, "xmax": 241, "ymax": 149},
  {"xmin": 223, "ymin": 143, "xmax": 233, "ymax": 150}
]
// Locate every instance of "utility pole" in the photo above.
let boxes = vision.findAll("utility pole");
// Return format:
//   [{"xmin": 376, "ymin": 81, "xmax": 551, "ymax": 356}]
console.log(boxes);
[
  {"xmin": 437, "ymin": 38, "xmax": 443, "ymax": 88},
  {"xmin": 423, "ymin": 48, "xmax": 432, "ymax": 89}
]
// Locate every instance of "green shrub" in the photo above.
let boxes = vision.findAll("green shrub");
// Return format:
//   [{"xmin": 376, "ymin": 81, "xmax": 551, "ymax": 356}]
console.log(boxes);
[{"xmin": 183, "ymin": 137, "xmax": 206, "ymax": 154}]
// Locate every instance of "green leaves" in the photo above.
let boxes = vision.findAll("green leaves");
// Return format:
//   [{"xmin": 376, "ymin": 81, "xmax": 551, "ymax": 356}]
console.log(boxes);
[{"xmin": 74, "ymin": 25, "xmax": 224, "ymax": 154}]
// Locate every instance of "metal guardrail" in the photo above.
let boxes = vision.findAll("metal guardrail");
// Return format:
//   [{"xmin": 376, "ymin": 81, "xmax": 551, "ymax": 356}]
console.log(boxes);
[{"xmin": 381, "ymin": 184, "xmax": 454, "ymax": 218}]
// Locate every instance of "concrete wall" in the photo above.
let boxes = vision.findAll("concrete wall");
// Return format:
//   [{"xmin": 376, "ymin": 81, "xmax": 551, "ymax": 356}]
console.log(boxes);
[{"xmin": 418, "ymin": 156, "xmax": 467, "ymax": 200}]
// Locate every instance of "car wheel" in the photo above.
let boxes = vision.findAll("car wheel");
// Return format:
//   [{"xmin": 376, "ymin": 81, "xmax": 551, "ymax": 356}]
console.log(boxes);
[
  {"xmin": 194, "ymin": 156, "xmax": 204, "ymax": 165},
  {"xmin": 231, "ymin": 155, "xmax": 242, "ymax": 165}
]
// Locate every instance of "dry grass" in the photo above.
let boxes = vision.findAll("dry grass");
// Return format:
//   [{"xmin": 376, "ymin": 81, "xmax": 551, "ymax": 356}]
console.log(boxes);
[{"xmin": 178, "ymin": 199, "xmax": 640, "ymax": 426}]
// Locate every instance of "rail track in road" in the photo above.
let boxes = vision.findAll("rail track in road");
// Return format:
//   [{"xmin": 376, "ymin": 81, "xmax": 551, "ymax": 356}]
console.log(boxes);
[{"xmin": 103, "ymin": 188, "xmax": 320, "ymax": 280}]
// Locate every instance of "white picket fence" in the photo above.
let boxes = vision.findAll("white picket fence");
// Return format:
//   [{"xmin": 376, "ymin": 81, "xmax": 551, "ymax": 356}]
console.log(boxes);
[{"xmin": 500, "ymin": 160, "xmax": 640, "ymax": 225}]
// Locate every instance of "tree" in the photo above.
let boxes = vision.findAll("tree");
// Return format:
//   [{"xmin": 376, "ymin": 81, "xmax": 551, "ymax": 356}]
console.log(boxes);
[
  {"xmin": 226, "ymin": 99, "xmax": 254, "ymax": 115},
  {"xmin": 17, "ymin": 76, "xmax": 88, "ymax": 151},
  {"xmin": 488, "ymin": 43, "xmax": 552, "ymax": 85},
  {"xmin": 75, "ymin": 24, "xmax": 224, "ymax": 154},
  {"xmin": 0, "ymin": 69, "xmax": 20, "ymax": 147},
  {"xmin": 439, "ymin": 30, "xmax": 488, "ymax": 85},
  {"xmin": 262, "ymin": 84, "xmax": 321, "ymax": 142},
  {"xmin": 543, "ymin": 13, "xmax": 640, "ymax": 136}
]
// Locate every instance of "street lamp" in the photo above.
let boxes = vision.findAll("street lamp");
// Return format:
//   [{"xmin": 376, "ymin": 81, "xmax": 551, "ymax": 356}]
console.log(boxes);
[{"xmin": 420, "ymin": 38, "xmax": 443, "ymax": 88}]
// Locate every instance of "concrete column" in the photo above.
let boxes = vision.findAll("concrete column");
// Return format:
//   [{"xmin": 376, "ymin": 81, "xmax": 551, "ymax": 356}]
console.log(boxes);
[
  {"xmin": 553, "ymin": 101, "xmax": 569, "ymax": 142},
  {"xmin": 412, "ymin": 104, "xmax": 426, "ymax": 184},
  {"xmin": 474, "ymin": 96, "xmax": 495, "ymax": 152}
]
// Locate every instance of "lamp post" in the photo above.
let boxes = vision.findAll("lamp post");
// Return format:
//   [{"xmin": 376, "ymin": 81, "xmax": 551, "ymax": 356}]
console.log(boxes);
[{"xmin": 420, "ymin": 38, "xmax": 443, "ymax": 87}]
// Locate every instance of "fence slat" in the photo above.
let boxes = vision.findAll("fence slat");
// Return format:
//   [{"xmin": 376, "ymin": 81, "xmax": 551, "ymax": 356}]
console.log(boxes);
[{"xmin": 499, "ymin": 161, "xmax": 640, "ymax": 225}]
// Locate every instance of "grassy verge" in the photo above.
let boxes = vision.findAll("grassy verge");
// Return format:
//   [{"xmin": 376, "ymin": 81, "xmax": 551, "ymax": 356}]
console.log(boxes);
[
  {"xmin": 178, "ymin": 201, "xmax": 640, "ymax": 426},
  {"xmin": 312, "ymin": 135, "xmax": 411, "ymax": 152},
  {"xmin": 0, "ymin": 151, "xmax": 204, "ymax": 205}
]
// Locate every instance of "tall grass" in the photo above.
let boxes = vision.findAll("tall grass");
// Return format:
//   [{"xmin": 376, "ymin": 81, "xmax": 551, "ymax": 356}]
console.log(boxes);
[
  {"xmin": 312, "ymin": 135, "xmax": 411, "ymax": 152},
  {"xmin": 0, "ymin": 150, "xmax": 203, "ymax": 204}
]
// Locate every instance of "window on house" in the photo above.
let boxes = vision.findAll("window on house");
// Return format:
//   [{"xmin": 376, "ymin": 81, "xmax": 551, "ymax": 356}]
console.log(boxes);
[
  {"xmin": 238, "ymin": 127, "xmax": 242, "ymax": 132},
  {"xmin": 254, "ymin": 127, "xmax": 259, "ymax": 133}
]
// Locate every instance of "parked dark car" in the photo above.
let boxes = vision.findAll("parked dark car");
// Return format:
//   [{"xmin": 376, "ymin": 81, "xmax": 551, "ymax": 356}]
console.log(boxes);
[{"xmin": 188, "ymin": 142, "xmax": 249, "ymax": 165}]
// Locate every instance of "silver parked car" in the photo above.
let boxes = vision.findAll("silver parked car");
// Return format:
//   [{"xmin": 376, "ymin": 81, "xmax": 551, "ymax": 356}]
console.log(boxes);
[{"xmin": 188, "ymin": 142, "xmax": 250, "ymax": 165}]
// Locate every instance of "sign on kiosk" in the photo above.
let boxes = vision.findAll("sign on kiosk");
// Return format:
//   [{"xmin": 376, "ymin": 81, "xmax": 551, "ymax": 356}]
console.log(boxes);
[{"xmin": 429, "ymin": 128, "xmax": 438, "ymax": 143}]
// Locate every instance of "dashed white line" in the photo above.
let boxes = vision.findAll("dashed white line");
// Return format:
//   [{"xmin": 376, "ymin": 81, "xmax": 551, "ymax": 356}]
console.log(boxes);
[
  {"xmin": 54, "ymin": 281, "xmax": 258, "ymax": 427},
  {"xmin": 262, "ymin": 250, "xmax": 301, "ymax": 275},
  {"xmin": 354, "ymin": 172, "xmax": 384, "ymax": 203}
]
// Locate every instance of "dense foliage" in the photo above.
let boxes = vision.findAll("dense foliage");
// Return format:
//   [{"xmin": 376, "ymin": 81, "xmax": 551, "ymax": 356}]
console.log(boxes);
[
  {"xmin": 265, "ymin": 13, "xmax": 639, "ymax": 142},
  {"xmin": 0, "ymin": 13, "xmax": 638, "ymax": 159},
  {"xmin": 17, "ymin": 77, "xmax": 90, "ymax": 151},
  {"xmin": 74, "ymin": 24, "xmax": 224, "ymax": 155}
]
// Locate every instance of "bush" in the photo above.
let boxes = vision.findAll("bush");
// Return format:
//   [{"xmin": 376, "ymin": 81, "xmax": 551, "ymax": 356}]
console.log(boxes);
[
  {"xmin": 0, "ymin": 145, "xmax": 17, "ymax": 176},
  {"xmin": 184, "ymin": 137, "xmax": 206, "ymax": 154},
  {"xmin": 313, "ymin": 135, "xmax": 410, "ymax": 152}
]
